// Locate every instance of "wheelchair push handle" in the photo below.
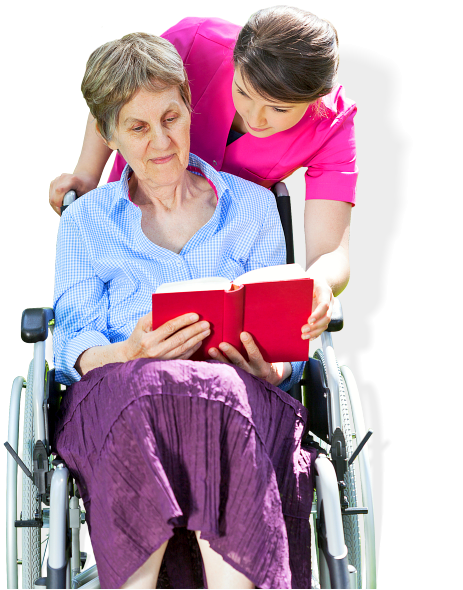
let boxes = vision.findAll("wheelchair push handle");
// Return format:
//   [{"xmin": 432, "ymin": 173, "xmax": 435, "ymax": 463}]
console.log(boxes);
[{"xmin": 60, "ymin": 190, "xmax": 78, "ymax": 214}]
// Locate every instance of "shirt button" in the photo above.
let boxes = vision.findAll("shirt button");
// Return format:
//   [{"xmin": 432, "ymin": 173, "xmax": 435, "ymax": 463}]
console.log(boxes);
[
  {"xmin": 177, "ymin": 260, "xmax": 182, "ymax": 266},
  {"xmin": 213, "ymin": 160, "xmax": 218, "ymax": 167}
]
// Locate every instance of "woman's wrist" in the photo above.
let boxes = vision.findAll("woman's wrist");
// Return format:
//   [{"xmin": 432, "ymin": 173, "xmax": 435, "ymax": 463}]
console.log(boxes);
[
  {"xmin": 268, "ymin": 362, "xmax": 292, "ymax": 386},
  {"xmin": 76, "ymin": 341, "xmax": 130, "ymax": 376}
]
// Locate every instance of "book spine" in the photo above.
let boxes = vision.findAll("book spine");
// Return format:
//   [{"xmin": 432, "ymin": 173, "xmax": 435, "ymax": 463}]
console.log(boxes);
[{"xmin": 223, "ymin": 285, "xmax": 245, "ymax": 354}]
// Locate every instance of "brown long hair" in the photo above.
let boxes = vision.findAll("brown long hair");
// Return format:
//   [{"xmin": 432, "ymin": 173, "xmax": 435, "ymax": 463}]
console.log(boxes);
[{"xmin": 233, "ymin": 6, "xmax": 339, "ymax": 105}]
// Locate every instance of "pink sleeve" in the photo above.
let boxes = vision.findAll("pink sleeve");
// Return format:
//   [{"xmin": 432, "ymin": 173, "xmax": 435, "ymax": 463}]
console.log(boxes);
[
  {"xmin": 161, "ymin": 17, "xmax": 203, "ymax": 62},
  {"xmin": 305, "ymin": 104, "xmax": 358, "ymax": 205}
]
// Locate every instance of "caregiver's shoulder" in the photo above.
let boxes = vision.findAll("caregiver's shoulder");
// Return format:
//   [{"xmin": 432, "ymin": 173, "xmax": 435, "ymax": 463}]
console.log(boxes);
[{"xmin": 162, "ymin": 16, "xmax": 241, "ymax": 47}]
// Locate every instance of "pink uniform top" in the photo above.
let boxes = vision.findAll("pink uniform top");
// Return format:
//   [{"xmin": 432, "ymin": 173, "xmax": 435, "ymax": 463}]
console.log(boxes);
[{"xmin": 108, "ymin": 17, "xmax": 358, "ymax": 204}]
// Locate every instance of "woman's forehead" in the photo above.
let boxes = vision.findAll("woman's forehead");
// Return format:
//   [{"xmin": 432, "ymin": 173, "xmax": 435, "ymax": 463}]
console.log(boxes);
[{"xmin": 120, "ymin": 86, "xmax": 184, "ymax": 122}]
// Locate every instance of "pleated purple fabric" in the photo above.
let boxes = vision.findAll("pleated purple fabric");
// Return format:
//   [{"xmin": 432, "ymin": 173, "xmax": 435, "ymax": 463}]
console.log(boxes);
[{"xmin": 54, "ymin": 359, "xmax": 317, "ymax": 589}]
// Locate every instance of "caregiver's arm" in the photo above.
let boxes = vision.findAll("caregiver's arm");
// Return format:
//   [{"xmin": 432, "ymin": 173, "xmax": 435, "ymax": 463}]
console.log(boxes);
[
  {"xmin": 302, "ymin": 199, "xmax": 352, "ymax": 340},
  {"xmin": 74, "ymin": 113, "xmax": 113, "ymax": 187},
  {"xmin": 49, "ymin": 113, "xmax": 112, "ymax": 215}
]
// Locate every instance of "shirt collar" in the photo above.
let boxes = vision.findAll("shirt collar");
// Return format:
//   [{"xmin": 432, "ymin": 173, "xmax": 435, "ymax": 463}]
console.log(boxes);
[{"xmin": 111, "ymin": 153, "xmax": 229, "ymax": 210}]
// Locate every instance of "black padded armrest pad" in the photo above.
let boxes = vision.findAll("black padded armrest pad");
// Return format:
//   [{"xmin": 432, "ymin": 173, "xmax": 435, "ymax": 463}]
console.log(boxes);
[
  {"xmin": 21, "ymin": 308, "xmax": 54, "ymax": 343},
  {"xmin": 327, "ymin": 298, "xmax": 343, "ymax": 332}
]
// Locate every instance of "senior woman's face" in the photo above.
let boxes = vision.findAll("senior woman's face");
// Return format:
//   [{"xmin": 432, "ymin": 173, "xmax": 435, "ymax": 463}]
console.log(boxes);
[
  {"xmin": 232, "ymin": 68, "xmax": 311, "ymax": 138},
  {"xmin": 107, "ymin": 86, "xmax": 191, "ymax": 187}
]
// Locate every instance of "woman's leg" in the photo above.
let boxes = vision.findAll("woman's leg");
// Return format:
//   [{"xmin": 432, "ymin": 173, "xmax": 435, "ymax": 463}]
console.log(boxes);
[
  {"xmin": 195, "ymin": 532, "xmax": 255, "ymax": 589},
  {"xmin": 121, "ymin": 539, "xmax": 168, "ymax": 589}
]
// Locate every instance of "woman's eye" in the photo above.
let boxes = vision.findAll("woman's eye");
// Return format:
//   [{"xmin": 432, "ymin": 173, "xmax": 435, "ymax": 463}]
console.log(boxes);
[
  {"xmin": 236, "ymin": 87, "xmax": 288, "ymax": 113},
  {"xmin": 132, "ymin": 126, "xmax": 145, "ymax": 132}
]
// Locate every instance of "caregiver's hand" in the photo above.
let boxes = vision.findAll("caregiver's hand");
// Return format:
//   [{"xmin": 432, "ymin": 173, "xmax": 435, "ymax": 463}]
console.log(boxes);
[
  {"xmin": 124, "ymin": 312, "xmax": 211, "ymax": 361},
  {"xmin": 49, "ymin": 172, "xmax": 99, "ymax": 215},
  {"xmin": 208, "ymin": 332, "xmax": 291, "ymax": 387},
  {"xmin": 301, "ymin": 276, "xmax": 334, "ymax": 341}
]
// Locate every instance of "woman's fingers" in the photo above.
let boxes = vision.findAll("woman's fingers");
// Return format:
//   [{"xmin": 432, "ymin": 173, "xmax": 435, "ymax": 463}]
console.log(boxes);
[
  {"xmin": 301, "ymin": 279, "xmax": 334, "ymax": 340},
  {"xmin": 212, "ymin": 333, "xmax": 271, "ymax": 379},
  {"xmin": 217, "ymin": 342, "xmax": 249, "ymax": 371},
  {"xmin": 155, "ymin": 314, "xmax": 210, "ymax": 357},
  {"xmin": 127, "ymin": 312, "xmax": 210, "ymax": 360},
  {"xmin": 219, "ymin": 343, "xmax": 247, "ymax": 369},
  {"xmin": 240, "ymin": 332, "xmax": 264, "ymax": 364},
  {"xmin": 302, "ymin": 298, "xmax": 333, "ymax": 340},
  {"xmin": 207, "ymin": 347, "xmax": 230, "ymax": 363}
]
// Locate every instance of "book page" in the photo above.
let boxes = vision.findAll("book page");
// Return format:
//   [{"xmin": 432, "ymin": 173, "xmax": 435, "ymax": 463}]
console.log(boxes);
[
  {"xmin": 234, "ymin": 263, "xmax": 306, "ymax": 286},
  {"xmin": 155, "ymin": 277, "xmax": 231, "ymax": 294}
]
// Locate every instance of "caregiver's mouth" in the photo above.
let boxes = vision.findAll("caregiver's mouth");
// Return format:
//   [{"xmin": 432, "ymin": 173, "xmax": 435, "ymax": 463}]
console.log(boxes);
[{"xmin": 151, "ymin": 154, "xmax": 175, "ymax": 164}]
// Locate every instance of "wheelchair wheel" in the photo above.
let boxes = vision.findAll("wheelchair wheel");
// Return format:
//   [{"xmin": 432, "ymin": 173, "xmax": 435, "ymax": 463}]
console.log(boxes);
[
  {"xmin": 22, "ymin": 360, "xmax": 42, "ymax": 589},
  {"xmin": 313, "ymin": 349, "xmax": 363, "ymax": 587}
]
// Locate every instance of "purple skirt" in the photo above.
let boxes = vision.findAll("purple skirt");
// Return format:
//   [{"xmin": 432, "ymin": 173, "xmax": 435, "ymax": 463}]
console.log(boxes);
[{"xmin": 54, "ymin": 359, "xmax": 316, "ymax": 589}]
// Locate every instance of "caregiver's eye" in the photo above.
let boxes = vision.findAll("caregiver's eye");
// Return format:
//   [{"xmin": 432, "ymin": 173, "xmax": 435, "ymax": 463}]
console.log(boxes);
[{"xmin": 236, "ymin": 87, "xmax": 288, "ymax": 113}]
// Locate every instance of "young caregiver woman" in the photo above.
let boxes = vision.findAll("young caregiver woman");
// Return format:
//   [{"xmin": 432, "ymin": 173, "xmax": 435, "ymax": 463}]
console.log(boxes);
[{"xmin": 49, "ymin": 6, "xmax": 357, "ymax": 341}]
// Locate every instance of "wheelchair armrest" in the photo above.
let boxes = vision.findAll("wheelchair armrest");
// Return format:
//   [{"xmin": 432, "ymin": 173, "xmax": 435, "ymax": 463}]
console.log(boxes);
[
  {"xmin": 21, "ymin": 307, "xmax": 54, "ymax": 343},
  {"xmin": 327, "ymin": 298, "xmax": 343, "ymax": 332}
]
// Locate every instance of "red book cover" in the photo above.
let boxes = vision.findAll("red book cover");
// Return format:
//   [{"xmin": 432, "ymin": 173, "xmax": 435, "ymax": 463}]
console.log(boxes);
[{"xmin": 152, "ymin": 277, "xmax": 313, "ymax": 362}]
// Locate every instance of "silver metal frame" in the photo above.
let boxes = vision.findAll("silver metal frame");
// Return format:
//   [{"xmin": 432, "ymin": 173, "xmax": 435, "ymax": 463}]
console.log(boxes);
[
  {"xmin": 6, "ymin": 376, "xmax": 25, "ymax": 589},
  {"xmin": 341, "ymin": 366, "xmax": 376, "ymax": 588}
]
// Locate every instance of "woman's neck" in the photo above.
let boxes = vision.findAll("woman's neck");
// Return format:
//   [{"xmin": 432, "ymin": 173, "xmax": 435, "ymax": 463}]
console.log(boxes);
[
  {"xmin": 129, "ymin": 170, "xmax": 213, "ymax": 213},
  {"xmin": 231, "ymin": 111, "xmax": 247, "ymax": 135}
]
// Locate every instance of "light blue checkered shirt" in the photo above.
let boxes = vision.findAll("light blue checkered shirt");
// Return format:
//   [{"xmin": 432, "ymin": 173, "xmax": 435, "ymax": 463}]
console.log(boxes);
[{"xmin": 53, "ymin": 153, "xmax": 305, "ymax": 389}]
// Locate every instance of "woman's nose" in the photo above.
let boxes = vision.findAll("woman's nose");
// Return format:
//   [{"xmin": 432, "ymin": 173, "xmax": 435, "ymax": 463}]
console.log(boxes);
[
  {"xmin": 149, "ymin": 127, "xmax": 171, "ymax": 150},
  {"xmin": 247, "ymin": 107, "xmax": 267, "ymax": 129}
]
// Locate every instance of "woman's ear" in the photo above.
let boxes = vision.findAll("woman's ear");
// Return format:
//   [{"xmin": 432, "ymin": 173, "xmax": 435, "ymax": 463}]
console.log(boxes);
[{"xmin": 95, "ymin": 122, "xmax": 117, "ymax": 150}]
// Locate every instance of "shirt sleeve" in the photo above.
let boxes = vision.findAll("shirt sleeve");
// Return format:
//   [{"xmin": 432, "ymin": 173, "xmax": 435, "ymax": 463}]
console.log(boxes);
[
  {"xmin": 278, "ymin": 361, "xmax": 305, "ymax": 392},
  {"xmin": 53, "ymin": 211, "xmax": 110, "ymax": 385},
  {"xmin": 305, "ymin": 104, "xmax": 358, "ymax": 205}
]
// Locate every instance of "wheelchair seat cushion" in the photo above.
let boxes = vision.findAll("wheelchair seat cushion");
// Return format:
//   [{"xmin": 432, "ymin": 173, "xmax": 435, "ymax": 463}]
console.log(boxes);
[{"xmin": 53, "ymin": 359, "xmax": 316, "ymax": 589}]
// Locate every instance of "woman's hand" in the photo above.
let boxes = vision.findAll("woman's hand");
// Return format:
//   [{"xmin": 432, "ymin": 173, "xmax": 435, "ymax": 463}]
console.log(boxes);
[
  {"xmin": 208, "ymin": 332, "xmax": 291, "ymax": 387},
  {"xmin": 124, "ymin": 312, "xmax": 211, "ymax": 361},
  {"xmin": 301, "ymin": 276, "xmax": 334, "ymax": 341},
  {"xmin": 49, "ymin": 172, "xmax": 99, "ymax": 215}
]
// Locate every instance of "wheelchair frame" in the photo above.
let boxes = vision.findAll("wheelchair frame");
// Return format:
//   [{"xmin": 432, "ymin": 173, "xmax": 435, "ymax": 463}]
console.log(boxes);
[{"xmin": 6, "ymin": 184, "xmax": 376, "ymax": 589}]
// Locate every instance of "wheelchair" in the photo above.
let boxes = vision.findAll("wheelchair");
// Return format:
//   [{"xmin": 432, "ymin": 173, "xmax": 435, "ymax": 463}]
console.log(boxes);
[{"xmin": 6, "ymin": 184, "xmax": 376, "ymax": 589}]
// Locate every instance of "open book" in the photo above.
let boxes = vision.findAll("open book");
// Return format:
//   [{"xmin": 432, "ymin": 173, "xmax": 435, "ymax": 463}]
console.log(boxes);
[{"xmin": 152, "ymin": 264, "xmax": 313, "ymax": 362}]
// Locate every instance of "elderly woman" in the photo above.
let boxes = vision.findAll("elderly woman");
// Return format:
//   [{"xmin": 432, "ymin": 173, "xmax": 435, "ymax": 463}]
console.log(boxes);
[{"xmin": 53, "ymin": 32, "xmax": 315, "ymax": 589}]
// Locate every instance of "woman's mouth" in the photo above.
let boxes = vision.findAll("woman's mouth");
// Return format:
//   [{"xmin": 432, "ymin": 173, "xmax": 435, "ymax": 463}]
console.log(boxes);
[
  {"xmin": 151, "ymin": 154, "xmax": 175, "ymax": 164},
  {"xmin": 246, "ymin": 122, "xmax": 270, "ymax": 132}
]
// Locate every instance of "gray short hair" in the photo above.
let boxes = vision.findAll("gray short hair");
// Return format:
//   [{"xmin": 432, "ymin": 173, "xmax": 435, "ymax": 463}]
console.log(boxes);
[{"xmin": 82, "ymin": 32, "xmax": 191, "ymax": 141}]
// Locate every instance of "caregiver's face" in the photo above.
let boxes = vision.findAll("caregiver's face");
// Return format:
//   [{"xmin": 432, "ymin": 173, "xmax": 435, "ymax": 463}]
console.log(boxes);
[
  {"xmin": 232, "ymin": 67, "xmax": 311, "ymax": 138},
  {"xmin": 107, "ymin": 85, "xmax": 191, "ymax": 187}
]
